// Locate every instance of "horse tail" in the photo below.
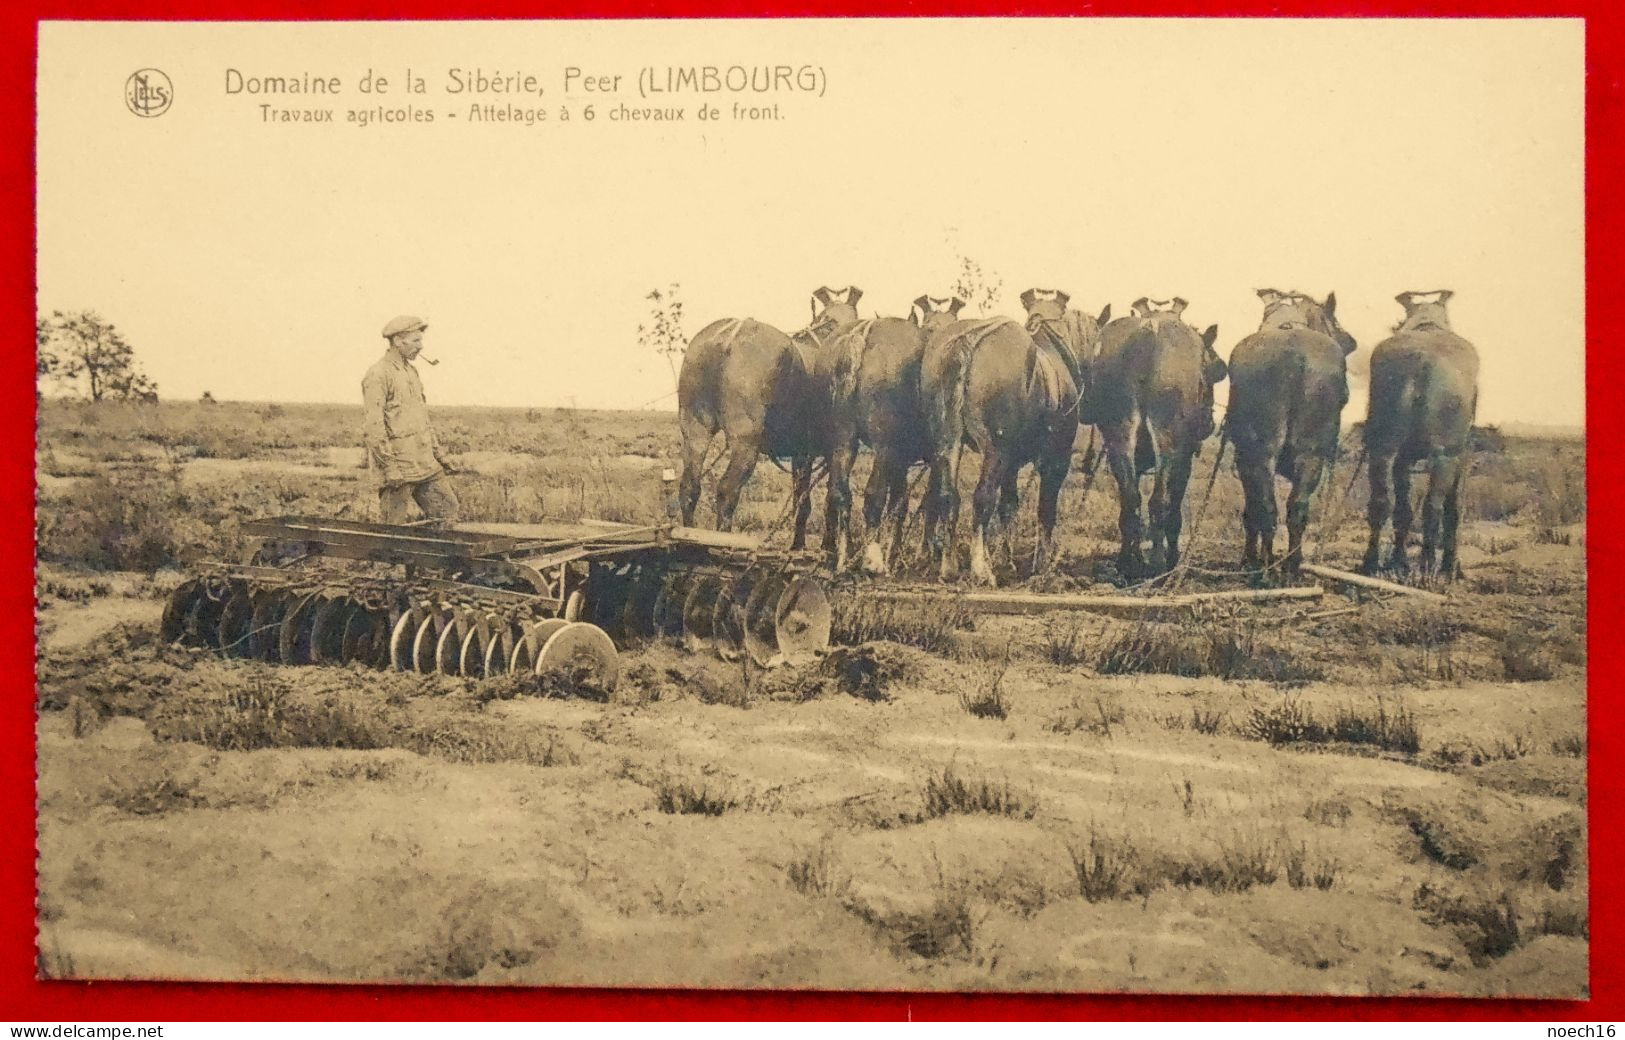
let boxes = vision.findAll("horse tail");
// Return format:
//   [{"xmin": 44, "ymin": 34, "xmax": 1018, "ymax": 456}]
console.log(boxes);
[
  {"xmin": 717, "ymin": 318, "xmax": 745, "ymax": 357},
  {"xmin": 1135, "ymin": 410, "xmax": 1159, "ymax": 477},
  {"xmin": 830, "ymin": 320, "xmax": 873, "ymax": 407},
  {"xmin": 1284, "ymin": 348, "xmax": 1309, "ymax": 445},
  {"xmin": 930, "ymin": 332, "xmax": 973, "ymax": 453},
  {"xmin": 1022, "ymin": 340, "xmax": 1042, "ymax": 402}
]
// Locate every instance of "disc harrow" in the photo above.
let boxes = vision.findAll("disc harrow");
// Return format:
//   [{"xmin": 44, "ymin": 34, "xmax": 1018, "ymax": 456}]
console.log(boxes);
[{"xmin": 161, "ymin": 516, "xmax": 832, "ymax": 687}]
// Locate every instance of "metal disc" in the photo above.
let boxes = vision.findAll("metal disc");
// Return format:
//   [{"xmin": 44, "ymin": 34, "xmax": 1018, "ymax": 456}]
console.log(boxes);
[
  {"xmin": 412, "ymin": 610, "xmax": 452, "ymax": 674},
  {"xmin": 536, "ymin": 621, "xmax": 620, "ymax": 692},
  {"xmin": 308, "ymin": 594, "xmax": 352, "ymax": 665},
  {"xmin": 433, "ymin": 611, "xmax": 465, "ymax": 675},
  {"xmin": 710, "ymin": 567, "xmax": 764, "ymax": 658},
  {"xmin": 651, "ymin": 568, "xmax": 697, "ymax": 642},
  {"xmin": 248, "ymin": 588, "xmax": 294, "ymax": 661},
  {"xmin": 483, "ymin": 619, "xmax": 525, "ymax": 678},
  {"xmin": 681, "ymin": 572, "xmax": 728, "ymax": 654},
  {"xmin": 435, "ymin": 610, "xmax": 478, "ymax": 676},
  {"xmin": 160, "ymin": 580, "xmax": 205, "ymax": 645},
  {"xmin": 587, "ymin": 564, "xmax": 635, "ymax": 629},
  {"xmin": 616, "ymin": 566, "xmax": 665, "ymax": 648},
  {"xmin": 389, "ymin": 606, "xmax": 427, "ymax": 672},
  {"xmin": 278, "ymin": 592, "xmax": 323, "ymax": 666},
  {"xmin": 564, "ymin": 589, "xmax": 586, "ymax": 622},
  {"xmin": 742, "ymin": 572, "xmax": 790, "ymax": 666},
  {"xmin": 184, "ymin": 580, "xmax": 234, "ymax": 651},
  {"xmin": 459, "ymin": 615, "xmax": 494, "ymax": 678},
  {"xmin": 510, "ymin": 617, "xmax": 569, "ymax": 675},
  {"xmin": 182, "ymin": 582, "xmax": 229, "ymax": 649},
  {"xmin": 771, "ymin": 575, "xmax": 833, "ymax": 665},
  {"xmin": 216, "ymin": 585, "xmax": 256, "ymax": 659},
  {"xmin": 339, "ymin": 606, "xmax": 388, "ymax": 668}
]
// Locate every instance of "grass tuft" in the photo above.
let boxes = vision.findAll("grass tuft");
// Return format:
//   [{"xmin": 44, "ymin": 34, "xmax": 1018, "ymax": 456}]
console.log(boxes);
[
  {"xmin": 649, "ymin": 772, "xmax": 738, "ymax": 816},
  {"xmin": 922, "ymin": 760, "xmax": 1037, "ymax": 820},
  {"xmin": 957, "ymin": 660, "xmax": 1010, "ymax": 720},
  {"xmin": 1501, "ymin": 632, "xmax": 1559, "ymax": 682},
  {"xmin": 1241, "ymin": 695, "xmax": 1421, "ymax": 754},
  {"xmin": 1068, "ymin": 826, "xmax": 1149, "ymax": 903},
  {"xmin": 832, "ymin": 594, "xmax": 975, "ymax": 654},
  {"xmin": 784, "ymin": 840, "xmax": 849, "ymax": 899}
]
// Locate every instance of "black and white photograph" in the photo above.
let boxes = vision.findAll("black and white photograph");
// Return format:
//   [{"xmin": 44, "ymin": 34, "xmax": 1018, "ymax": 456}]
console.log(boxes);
[{"xmin": 34, "ymin": 18, "xmax": 1586, "ymax": 996}]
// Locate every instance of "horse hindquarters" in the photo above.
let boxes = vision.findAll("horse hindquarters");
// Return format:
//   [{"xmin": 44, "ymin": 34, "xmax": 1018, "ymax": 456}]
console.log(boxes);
[
  {"xmin": 1420, "ymin": 454, "xmax": 1466, "ymax": 578},
  {"xmin": 1361, "ymin": 361, "xmax": 1419, "ymax": 574},
  {"xmin": 1031, "ymin": 417, "xmax": 1077, "ymax": 574},
  {"xmin": 860, "ymin": 449, "xmax": 911, "ymax": 575},
  {"xmin": 1102, "ymin": 419, "xmax": 1145, "ymax": 577},
  {"xmin": 920, "ymin": 352, "xmax": 968, "ymax": 580},
  {"xmin": 677, "ymin": 411, "xmax": 716, "ymax": 527},
  {"xmin": 1280, "ymin": 374, "xmax": 1347, "ymax": 574},
  {"xmin": 822, "ymin": 395, "xmax": 861, "ymax": 567},
  {"xmin": 713, "ymin": 433, "xmax": 762, "ymax": 532},
  {"xmin": 1228, "ymin": 398, "xmax": 1284, "ymax": 571}
]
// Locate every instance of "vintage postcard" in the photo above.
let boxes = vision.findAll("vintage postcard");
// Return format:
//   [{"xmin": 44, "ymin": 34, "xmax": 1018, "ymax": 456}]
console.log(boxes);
[{"xmin": 34, "ymin": 18, "xmax": 1585, "ymax": 996}]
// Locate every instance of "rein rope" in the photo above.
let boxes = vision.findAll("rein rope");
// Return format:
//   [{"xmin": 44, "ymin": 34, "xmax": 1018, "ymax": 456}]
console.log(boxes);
[{"xmin": 1162, "ymin": 420, "xmax": 1231, "ymax": 592}]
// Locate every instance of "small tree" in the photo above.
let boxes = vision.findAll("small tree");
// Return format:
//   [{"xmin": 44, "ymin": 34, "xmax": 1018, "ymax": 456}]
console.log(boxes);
[
  {"xmin": 953, "ymin": 256, "xmax": 1004, "ymax": 317},
  {"xmin": 36, "ymin": 317, "xmax": 58, "ymax": 381},
  {"xmin": 36, "ymin": 317, "xmax": 58, "ymax": 403},
  {"xmin": 636, "ymin": 284, "xmax": 688, "ymax": 386},
  {"xmin": 38, "ymin": 310, "xmax": 159, "ymax": 402}
]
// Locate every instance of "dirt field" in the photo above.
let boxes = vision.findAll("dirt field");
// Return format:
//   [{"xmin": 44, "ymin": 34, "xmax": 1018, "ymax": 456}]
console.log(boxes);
[{"xmin": 34, "ymin": 399, "xmax": 1588, "ymax": 996}]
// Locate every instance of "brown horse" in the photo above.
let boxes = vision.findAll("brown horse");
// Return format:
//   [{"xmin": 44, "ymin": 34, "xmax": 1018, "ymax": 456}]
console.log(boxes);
[
  {"xmin": 920, "ymin": 288, "xmax": 1099, "ymax": 585},
  {"xmin": 826, "ymin": 294, "xmax": 964, "ymax": 574},
  {"xmin": 676, "ymin": 286, "xmax": 863, "ymax": 550},
  {"xmin": 1361, "ymin": 290, "xmax": 1480, "ymax": 578},
  {"xmin": 1226, "ymin": 289, "xmax": 1357, "ymax": 575},
  {"xmin": 1092, "ymin": 297, "xmax": 1225, "ymax": 579}
]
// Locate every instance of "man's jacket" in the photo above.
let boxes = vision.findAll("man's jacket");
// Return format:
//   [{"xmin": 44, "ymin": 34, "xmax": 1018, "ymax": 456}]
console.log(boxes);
[{"xmin": 362, "ymin": 349, "xmax": 443, "ymax": 486}]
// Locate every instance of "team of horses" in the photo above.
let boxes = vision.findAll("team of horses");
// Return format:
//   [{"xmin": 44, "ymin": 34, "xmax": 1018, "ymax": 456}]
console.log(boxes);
[{"xmin": 677, "ymin": 285, "xmax": 1480, "ymax": 585}]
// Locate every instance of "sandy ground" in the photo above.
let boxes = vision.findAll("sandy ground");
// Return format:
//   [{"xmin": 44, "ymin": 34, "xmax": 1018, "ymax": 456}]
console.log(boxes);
[
  {"xmin": 35, "ymin": 574, "xmax": 1587, "ymax": 996},
  {"xmin": 33, "ymin": 419, "xmax": 1589, "ymax": 996}
]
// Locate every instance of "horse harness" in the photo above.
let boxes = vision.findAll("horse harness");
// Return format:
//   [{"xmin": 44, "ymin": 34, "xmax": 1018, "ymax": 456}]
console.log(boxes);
[{"xmin": 1260, "ymin": 295, "xmax": 1317, "ymax": 332}]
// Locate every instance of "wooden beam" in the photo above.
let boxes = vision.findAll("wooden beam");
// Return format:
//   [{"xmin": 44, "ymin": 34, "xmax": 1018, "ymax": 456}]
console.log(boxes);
[
  {"xmin": 1299, "ymin": 563, "xmax": 1450, "ymax": 604},
  {"xmin": 861, "ymin": 584, "xmax": 1323, "ymax": 618},
  {"xmin": 455, "ymin": 520, "xmax": 769, "ymax": 553}
]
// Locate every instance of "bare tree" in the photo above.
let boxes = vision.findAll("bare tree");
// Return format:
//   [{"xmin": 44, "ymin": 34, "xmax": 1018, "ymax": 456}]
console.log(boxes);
[
  {"xmin": 36, "ymin": 317, "xmax": 57, "ymax": 380},
  {"xmin": 37, "ymin": 310, "xmax": 158, "ymax": 402},
  {"xmin": 636, "ymin": 284, "xmax": 688, "ymax": 386},
  {"xmin": 952, "ymin": 257, "xmax": 1004, "ymax": 317}
]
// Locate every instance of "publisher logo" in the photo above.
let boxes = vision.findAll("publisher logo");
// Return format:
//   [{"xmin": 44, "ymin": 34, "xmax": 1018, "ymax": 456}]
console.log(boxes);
[{"xmin": 125, "ymin": 69, "xmax": 172, "ymax": 117}]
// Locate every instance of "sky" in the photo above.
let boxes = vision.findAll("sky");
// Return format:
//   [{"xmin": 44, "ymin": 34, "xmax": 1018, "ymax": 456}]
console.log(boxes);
[{"xmin": 37, "ymin": 18, "xmax": 1584, "ymax": 426}]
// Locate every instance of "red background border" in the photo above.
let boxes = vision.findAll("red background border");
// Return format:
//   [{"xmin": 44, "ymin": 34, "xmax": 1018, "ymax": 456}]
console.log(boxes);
[{"xmin": 5, "ymin": 0, "xmax": 1612, "ymax": 1021}]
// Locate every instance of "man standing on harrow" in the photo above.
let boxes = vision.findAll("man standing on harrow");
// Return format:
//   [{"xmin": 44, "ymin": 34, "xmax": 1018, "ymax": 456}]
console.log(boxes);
[{"xmin": 363, "ymin": 314, "xmax": 460, "ymax": 527}]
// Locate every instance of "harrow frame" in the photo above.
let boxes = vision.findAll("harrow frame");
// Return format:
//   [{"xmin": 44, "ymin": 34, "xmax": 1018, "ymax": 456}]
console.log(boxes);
[{"xmin": 162, "ymin": 515, "xmax": 834, "ymax": 688}]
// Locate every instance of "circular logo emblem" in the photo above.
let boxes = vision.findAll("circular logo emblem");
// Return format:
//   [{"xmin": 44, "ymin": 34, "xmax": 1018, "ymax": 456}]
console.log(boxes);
[{"xmin": 124, "ymin": 69, "xmax": 173, "ymax": 118}]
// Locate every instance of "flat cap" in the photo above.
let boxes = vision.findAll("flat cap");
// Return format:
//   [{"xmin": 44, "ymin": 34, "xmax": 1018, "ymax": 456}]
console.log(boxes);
[{"xmin": 381, "ymin": 315, "xmax": 428, "ymax": 339}]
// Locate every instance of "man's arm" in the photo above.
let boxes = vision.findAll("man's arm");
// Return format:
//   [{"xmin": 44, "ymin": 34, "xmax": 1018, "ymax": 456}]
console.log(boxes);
[{"xmin": 429, "ymin": 422, "xmax": 453, "ymax": 472}]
